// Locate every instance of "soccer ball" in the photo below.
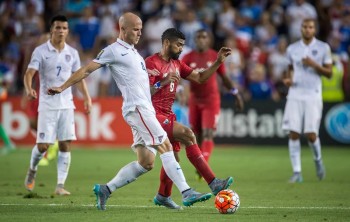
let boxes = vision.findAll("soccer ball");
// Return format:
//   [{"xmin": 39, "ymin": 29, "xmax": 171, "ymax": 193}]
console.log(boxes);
[{"xmin": 214, "ymin": 189, "xmax": 240, "ymax": 214}]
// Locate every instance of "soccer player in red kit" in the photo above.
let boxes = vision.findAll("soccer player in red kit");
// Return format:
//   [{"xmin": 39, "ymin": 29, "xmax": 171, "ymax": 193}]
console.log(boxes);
[
  {"xmin": 146, "ymin": 28, "xmax": 234, "ymax": 210},
  {"xmin": 182, "ymin": 29, "xmax": 244, "ymax": 180}
]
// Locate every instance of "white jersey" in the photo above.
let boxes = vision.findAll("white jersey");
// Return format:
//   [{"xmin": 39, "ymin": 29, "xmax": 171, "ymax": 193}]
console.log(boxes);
[
  {"xmin": 28, "ymin": 40, "xmax": 80, "ymax": 111},
  {"xmin": 286, "ymin": 38, "xmax": 332, "ymax": 101},
  {"xmin": 93, "ymin": 38, "xmax": 154, "ymax": 116}
]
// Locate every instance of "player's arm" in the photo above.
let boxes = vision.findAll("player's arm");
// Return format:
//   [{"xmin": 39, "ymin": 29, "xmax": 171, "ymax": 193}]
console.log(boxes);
[
  {"xmin": 23, "ymin": 68, "xmax": 38, "ymax": 100},
  {"xmin": 185, "ymin": 47, "xmax": 232, "ymax": 84},
  {"xmin": 76, "ymin": 80, "xmax": 92, "ymax": 114},
  {"xmin": 282, "ymin": 65, "xmax": 293, "ymax": 87},
  {"xmin": 150, "ymin": 71, "xmax": 180, "ymax": 95},
  {"xmin": 220, "ymin": 74, "xmax": 244, "ymax": 111},
  {"xmin": 48, "ymin": 61, "xmax": 102, "ymax": 95},
  {"xmin": 146, "ymin": 58, "xmax": 181, "ymax": 95},
  {"xmin": 302, "ymin": 57, "xmax": 332, "ymax": 78}
]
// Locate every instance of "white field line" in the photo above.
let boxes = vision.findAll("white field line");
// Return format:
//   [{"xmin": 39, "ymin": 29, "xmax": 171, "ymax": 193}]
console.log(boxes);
[{"xmin": 0, "ymin": 203, "xmax": 349, "ymax": 210}]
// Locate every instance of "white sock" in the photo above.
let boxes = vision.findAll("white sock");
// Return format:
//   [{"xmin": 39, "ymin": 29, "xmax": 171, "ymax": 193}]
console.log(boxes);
[
  {"xmin": 107, "ymin": 161, "xmax": 148, "ymax": 192},
  {"xmin": 289, "ymin": 139, "xmax": 301, "ymax": 173},
  {"xmin": 308, "ymin": 137, "xmax": 322, "ymax": 161},
  {"xmin": 57, "ymin": 151, "xmax": 71, "ymax": 185},
  {"xmin": 30, "ymin": 145, "xmax": 43, "ymax": 171},
  {"xmin": 160, "ymin": 151, "xmax": 190, "ymax": 193}
]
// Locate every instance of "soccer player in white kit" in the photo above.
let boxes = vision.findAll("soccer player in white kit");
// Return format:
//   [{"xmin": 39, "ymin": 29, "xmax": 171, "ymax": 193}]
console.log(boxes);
[
  {"xmin": 23, "ymin": 15, "xmax": 92, "ymax": 195},
  {"xmin": 282, "ymin": 18, "xmax": 332, "ymax": 183},
  {"xmin": 48, "ymin": 12, "xmax": 212, "ymax": 210}
]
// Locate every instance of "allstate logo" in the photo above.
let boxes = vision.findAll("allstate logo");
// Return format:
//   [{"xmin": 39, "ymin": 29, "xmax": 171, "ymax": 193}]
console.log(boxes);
[{"xmin": 325, "ymin": 103, "xmax": 350, "ymax": 144}]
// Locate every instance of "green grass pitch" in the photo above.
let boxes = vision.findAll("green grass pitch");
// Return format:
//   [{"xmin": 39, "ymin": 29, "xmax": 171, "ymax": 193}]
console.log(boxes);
[{"xmin": 0, "ymin": 146, "xmax": 349, "ymax": 222}]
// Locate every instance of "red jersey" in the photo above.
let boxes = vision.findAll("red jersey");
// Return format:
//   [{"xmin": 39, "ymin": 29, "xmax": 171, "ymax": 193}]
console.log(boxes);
[
  {"xmin": 146, "ymin": 53, "xmax": 193, "ymax": 115},
  {"xmin": 181, "ymin": 49, "xmax": 225, "ymax": 104}
]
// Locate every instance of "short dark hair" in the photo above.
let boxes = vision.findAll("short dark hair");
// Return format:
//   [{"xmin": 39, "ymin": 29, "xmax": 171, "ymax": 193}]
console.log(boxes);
[
  {"xmin": 195, "ymin": 28, "xmax": 208, "ymax": 35},
  {"xmin": 302, "ymin": 18, "xmax": 317, "ymax": 26},
  {"xmin": 50, "ymin": 15, "xmax": 68, "ymax": 26},
  {"xmin": 161, "ymin": 28, "xmax": 185, "ymax": 43}
]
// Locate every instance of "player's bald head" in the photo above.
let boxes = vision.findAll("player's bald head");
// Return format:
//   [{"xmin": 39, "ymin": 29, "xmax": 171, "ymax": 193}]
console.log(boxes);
[
  {"xmin": 119, "ymin": 12, "xmax": 142, "ymax": 29},
  {"xmin": 118, "ymin": 12, "xmax": 142, "ymax": 45}
]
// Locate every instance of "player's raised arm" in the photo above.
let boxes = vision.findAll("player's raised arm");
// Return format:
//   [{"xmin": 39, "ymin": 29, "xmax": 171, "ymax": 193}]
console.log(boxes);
[
  {"xmin": 48, "ymin": 61, "xmax": 102, "ymax": 95},
  {"xmin": 185, "ymin": 47, "xmax": 232, "ymax": 84}
]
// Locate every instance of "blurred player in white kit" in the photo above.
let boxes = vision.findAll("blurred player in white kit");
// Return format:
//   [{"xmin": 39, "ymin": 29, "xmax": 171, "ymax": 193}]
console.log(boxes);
[{"xmin": 282, "ymin": 18, "xmax": 332, "ymax": 183}]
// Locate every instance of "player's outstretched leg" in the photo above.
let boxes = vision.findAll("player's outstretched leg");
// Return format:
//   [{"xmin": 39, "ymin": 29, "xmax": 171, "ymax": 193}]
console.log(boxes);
[
  {"xmin": 315, "ymin": 159, "xmax": 325, "ymax": 180},
  {"xmin": 209, "ymin": 177, "xmax": 234, "ymax": 195},
  {"xmin": 93, "ymin": 184, "xmax": 111, "ymax": 210},
  {"xmin": 182, "ymin": 188, "xmax": 212, "ymax": 206},
  {"xmin": 24, "ymin": 169, "xmax": 37, "ymax": 191},
  {"xmin": 153, "ymin": 194, "xmax": 183, "ymax": 210}
]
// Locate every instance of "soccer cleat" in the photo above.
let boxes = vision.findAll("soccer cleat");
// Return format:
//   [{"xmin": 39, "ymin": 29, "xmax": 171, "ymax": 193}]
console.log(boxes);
[
  {"xmin": 38, "ymin": 157, "xmax": 49, "ymax": 166},
  {"xmin": 288, "ymin": 172, "xmax": 303, "ymax": 183},
  {"xmin": 93, "ymin": 184, "xmax": 110, "ymax": 210},
  {"xmin": 55, "ymin": 187, "xmax": 71, "ymax": 196},
  {"xmin": 154, "ymin": 194, "xmax": 183, "ymax": 210},
  {"xmin": 24, "ymin": 169, "xmax": 37, "ymax": 191},
  {"xmin": 182, "ymin": 189, "xmax": 212, "ymax": 207},
  {"xmin": 47, "ymin": 141, "xmax": 59, "ymax": 160},
  {"xmin": 315, "ymin": 160, "xmax": 326, "ymax": 181},
  {"xmin": 209, "ymin": 177, "xmax": 234, "ymax": 195}
]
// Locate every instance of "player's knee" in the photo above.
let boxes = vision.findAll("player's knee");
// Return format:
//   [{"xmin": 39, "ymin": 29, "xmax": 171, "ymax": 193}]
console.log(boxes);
[
  {"xmin": 37, "ymin": 143, "xmax": 49, "ymax": 153},
  {"xmin": 58, "ymin": 141, "xmax": 71, "ymax": 152},
  {"xmin": 176, "ymin": 127, "xmax": 196, "ymax": 146},
  {"xmin": 183, "ymin": 127, "xmax": 196, "ymax": 141},
  {"xmin": 306, "ymin": 134, "xmax": 317, "ymax": 143},
  {"xmin": 141, "ymin": 162, "xmax": 154, "ymax": 171},
  {"xmin": 289, "ymin": 132, "xmax": 300, "ymax": 140}
]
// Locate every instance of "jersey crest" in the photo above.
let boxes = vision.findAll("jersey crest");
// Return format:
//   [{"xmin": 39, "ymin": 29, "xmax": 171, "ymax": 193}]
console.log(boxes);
[{"xmin": 65, "ymin": 54, "xmax": 71, "ymax": 62}]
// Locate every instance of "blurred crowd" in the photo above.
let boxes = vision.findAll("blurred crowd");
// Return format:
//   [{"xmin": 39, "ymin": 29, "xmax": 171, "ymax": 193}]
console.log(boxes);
[{"xmin": 0, "ymin": 0, "xmax": 349, "ymax": 102}]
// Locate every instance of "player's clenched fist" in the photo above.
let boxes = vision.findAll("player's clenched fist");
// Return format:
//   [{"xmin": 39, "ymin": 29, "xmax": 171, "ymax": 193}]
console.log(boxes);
[
  {"xmin": 47, "ymin": 87, "xmax": 63, "ymax": 95},
  {"xmin": 217, "ymin": 47, "xmax": 232, "ymax": 62},
  {"xmin": 26, "ymin": 89, "xmax": 38, "ymax": 100}
]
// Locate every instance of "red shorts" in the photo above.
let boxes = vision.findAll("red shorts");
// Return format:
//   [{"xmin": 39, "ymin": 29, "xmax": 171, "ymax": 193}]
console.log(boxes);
[
  {"xmin": 156, "ymin": 113, "xmax": 181, "ymax": 152},
  {"xmin": 188, "ymin": 102, "xmax": 220, "ymax": 135},
  {"xmin": 26, "ymin": 99, "xmax": 39, "ymax": 119}
]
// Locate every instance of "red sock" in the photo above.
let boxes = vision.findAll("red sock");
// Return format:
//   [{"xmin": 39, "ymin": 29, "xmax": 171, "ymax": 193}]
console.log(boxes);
[
  {"xmin": 186, "ymin": 144, "xmax": 215, "ymax": 184},
  {"xmin": 201, "ymin": 140, "xmax": 214, "ymax": 162},
  {"xmin": 157, "ymin": 166, "xmax": 173, "ymax": 197}
]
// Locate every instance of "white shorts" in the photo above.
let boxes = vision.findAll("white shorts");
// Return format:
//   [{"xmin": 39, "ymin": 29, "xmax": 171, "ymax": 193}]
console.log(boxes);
[
  {"xmin": 37, "ymin": 109, "xmax": 76, "ymax": 144},
  {"xmin": 282, "ymin": 99, "xmax": 323, "ymax": 135},
  {"xmin": 124, "ymin": 106, "xmax": 167, "ymax": 155}
]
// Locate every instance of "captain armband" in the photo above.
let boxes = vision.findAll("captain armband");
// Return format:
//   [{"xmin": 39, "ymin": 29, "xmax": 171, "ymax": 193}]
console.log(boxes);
[{"xmin": 153, "ymin": 81, "xmax": 162, "ymax": 89}]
